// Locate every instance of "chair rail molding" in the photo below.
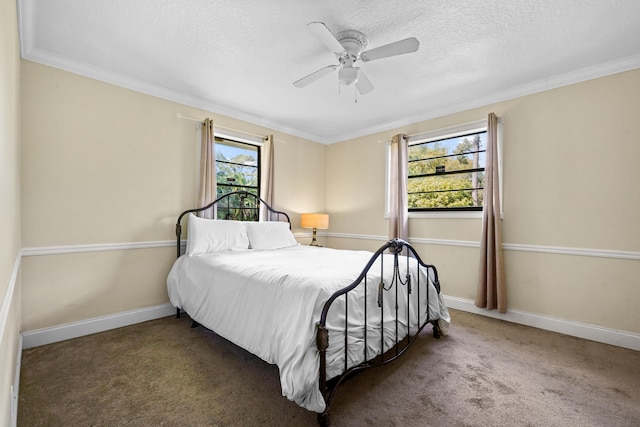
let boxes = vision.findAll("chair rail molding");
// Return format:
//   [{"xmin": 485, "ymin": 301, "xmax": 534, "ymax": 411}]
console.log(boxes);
[{"xmin": 326, "ymin": 232, "xmax": 640, "ymax": 260}]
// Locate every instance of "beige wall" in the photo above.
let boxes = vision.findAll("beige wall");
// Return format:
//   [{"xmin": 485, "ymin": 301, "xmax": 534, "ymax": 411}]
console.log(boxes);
[
  {"xmin": 326, "ymin": 69, "xmax": 640, "ymax": 334},
  {"xmin": 0, "ymin": 0, "xmax": 22, "ymax": 423},
  {"xmin": 20, "ymin": 61, "xmax": 326, "ymax": 330},
  {"xmin": 14, "ymin": 36, "xmax": 640, "ymax": 343}
]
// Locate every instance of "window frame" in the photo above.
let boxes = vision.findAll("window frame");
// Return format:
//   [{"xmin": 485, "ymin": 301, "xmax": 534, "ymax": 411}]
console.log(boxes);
[
  {"xmin": 213, "ymin": 132, "xmax": 262, "ymax": 220},
  {"xmin": 385, "ymin": 118, "xmax": 503, "ymax": 219},
  {"xmin": 408, "ymin": 129, "xmax": 487, "ymax": 213}
]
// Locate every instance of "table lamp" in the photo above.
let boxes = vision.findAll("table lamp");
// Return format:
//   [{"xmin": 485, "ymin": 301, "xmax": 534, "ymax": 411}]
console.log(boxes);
[{"xmin": 301, "ymin": 213, "xmax": 329, "ymax": 246}]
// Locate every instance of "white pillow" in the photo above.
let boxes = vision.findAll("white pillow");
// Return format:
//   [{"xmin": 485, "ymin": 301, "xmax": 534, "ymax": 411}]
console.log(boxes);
[
  {"xmin": 245, "ymin": 221, "xmax": 298, "ymax": 250},
  {"xmin": 186, "ymin": 214, "xmax": 250, "ymax": 255}
]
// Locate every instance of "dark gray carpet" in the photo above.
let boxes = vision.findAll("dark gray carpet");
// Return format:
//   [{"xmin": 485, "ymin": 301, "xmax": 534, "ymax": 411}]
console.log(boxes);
[{"xmin": 18, "ymin": 309, "xmax": 640, "ymax": 426}]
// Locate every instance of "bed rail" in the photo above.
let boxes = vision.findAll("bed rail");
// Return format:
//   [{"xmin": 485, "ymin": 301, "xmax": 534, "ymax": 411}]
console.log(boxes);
[{"xmin": 315, "ymin": 238, "xmax": 442, "ymax": 426}]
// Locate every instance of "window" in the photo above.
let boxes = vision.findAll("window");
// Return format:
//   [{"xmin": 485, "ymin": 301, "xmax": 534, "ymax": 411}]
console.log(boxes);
[
  {"xmin": 215, "ymin": 137, "xmax": 260, "ymax": 220},
  {"xmin": 385, "ymin": 118, "xmax": 502, "ymax": 218},
  {"xmin": 408, "ymin": 130, "xmax": 487, "ymax": 211}
]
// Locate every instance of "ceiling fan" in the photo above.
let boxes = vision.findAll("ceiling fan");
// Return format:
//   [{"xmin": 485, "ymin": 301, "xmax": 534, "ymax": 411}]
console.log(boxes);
[{"xmin": 293, "ymin": 22, "xmax": 419, "ymax": 95}]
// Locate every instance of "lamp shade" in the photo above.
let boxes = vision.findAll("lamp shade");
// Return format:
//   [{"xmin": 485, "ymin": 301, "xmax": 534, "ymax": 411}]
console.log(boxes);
[{"xmin": 301, "ymin": 213, "xmax": 329, "ymax": 230}]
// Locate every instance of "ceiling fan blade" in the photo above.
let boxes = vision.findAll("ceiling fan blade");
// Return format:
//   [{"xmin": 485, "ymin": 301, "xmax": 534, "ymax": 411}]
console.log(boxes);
[
  {"xmin": 293, "ymin": 65, "xmax": 338, "ymax": 88},
  {"xmin": 307, "ymin": 22, "xmax": 347, "ymax": 57},
  {"xmin": 360, "ymin": 37, "xmax": 419, "ymax": 62},
  {"xmin": 355, "ymin": 69, "xmax": 374, "ymax": 95}
]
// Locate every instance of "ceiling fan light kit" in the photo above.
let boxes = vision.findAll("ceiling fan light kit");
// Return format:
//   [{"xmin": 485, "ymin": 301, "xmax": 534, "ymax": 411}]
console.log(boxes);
[
  {"xmin": 294, "ymin": 22, "xmax": 419, "ymax": 96},
  {"xmin": 338, "ymin": 66, "xmax": 359, "ymax": 86}
]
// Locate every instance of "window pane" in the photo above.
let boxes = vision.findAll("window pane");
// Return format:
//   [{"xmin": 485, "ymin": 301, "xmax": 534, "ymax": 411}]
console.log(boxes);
[
  {"xmin": 409, "ymin": 172, "xmax": 484, "ymax": 208},
  {"xmin": 409, "ymin": 188, "xmax": 484, "ymax": 209},
  {"xmin": 215, "ymin": 191, "xmax": 259, "ymax": 221},
  {"xmin": 215, "ymin": 138, "xmax": 259, "ymax": 193},
  {"xmin": 409, "ymin": 150, "xmax": 485, "ymax": 175},
  {"xmin": 410, "ymin": 132, "xmax": 486, "ymax": 160}
]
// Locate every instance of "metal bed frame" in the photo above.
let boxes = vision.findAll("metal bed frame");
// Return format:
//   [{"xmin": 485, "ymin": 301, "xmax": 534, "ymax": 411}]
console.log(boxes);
[{"xmin": 173, "ymin": 191, "xmax": 444, "ymax": 426}]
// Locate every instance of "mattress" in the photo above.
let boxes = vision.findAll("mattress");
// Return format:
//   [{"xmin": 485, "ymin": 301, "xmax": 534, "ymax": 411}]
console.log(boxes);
[{"xmin": 167, "ymin": 245, "xmax": 450, "ymax": 412}]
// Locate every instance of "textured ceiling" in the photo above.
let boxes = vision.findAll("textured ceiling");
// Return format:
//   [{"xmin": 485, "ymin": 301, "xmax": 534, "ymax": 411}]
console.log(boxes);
[{"xmin": 18, "ymin": 0, "xmax": 640, "ymax": 144}]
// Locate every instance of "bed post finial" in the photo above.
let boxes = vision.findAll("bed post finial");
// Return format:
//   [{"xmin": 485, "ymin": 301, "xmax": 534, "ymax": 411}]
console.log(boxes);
[{"xmin": 387, "ymin": 238, "xmax": 407, "ymax": 254}]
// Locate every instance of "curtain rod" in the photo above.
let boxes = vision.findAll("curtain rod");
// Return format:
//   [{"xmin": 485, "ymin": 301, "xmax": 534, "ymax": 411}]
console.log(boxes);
[
  {"xmin": 405, "ymin": 116, "xmax": 503, "ymax": 139},
  {"xmin": 377, "ymin": 116, "xmax": 504, "ymax": 146},
  {"xmin": 176, "ymin": 114, "xmax": 267, "ymax": 140},
  {"xmin": 176, "ymin": 113, "xmax": 201, "ymax": 122}
]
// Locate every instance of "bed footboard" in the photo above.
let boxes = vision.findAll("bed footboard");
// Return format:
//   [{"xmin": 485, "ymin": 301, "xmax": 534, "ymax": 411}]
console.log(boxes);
[{"xmin": 316, "ymin": 238, "xmax": 443, "ymax": 426}]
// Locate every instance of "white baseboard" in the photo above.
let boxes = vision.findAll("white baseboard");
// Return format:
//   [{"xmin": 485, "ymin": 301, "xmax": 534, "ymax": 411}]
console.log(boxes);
[
  {"xmin": 11, "ymin": 334, "xmax": 22, "ymax": 427},
  {"xmin": 19, "ymin": 297, "xmax": 640, "ymax": 352},
  {"xmin": 444, "ymin": 295, "xmax": 640, "ymax": 352},
  {"xmin": 22, "ymin": 303, "xmax": 176, "ymax": 349}
]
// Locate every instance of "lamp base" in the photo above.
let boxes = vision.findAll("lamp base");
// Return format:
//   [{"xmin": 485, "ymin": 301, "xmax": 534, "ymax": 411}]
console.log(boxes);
[{"xmin": 310, "ymin": 228, "xmax": 319, "ymax": 246}]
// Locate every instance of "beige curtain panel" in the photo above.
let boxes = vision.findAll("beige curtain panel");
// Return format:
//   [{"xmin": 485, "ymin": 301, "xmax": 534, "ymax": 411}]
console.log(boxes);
[
  {"xmin": 388, "ymin": 134, "xmax": 409, "ymax": 241},
  {"xmin": 198, "ymin": 118, "xmax": 216, "ymax": 219},
  {"xmin": 475, "ymin": 112, "xmax": 507, "ymax": 312},
  {"xmin": 260, "ymin": 135, "xmax": 275, "ymax": 221}
]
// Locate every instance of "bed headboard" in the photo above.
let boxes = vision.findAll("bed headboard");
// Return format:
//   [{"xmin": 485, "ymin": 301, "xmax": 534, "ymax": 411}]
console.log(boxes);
[{"xmin": 175, "ymin": 191, "xmax": 291, "ymax": 258}]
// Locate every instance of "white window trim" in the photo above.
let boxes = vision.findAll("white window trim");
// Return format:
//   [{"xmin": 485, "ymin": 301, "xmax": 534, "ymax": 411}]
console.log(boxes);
[
  {"xmin": 214, "ymin": 128, "xmax": 264, "ymax": 147},
  {"xmin": 409, "ymin": 210, "xmax": 484, "ymax": 219},
  {"xmin": 384, "ymin": 117, "xmax": 504, "ymax": 219},
  {"xmin": 406, "ymin": 119, "xmax": 488, "ymax": 145}
]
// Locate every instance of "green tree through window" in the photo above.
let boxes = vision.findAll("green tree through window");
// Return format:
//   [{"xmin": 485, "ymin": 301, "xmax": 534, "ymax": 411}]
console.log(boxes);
[
  {"xmin": 215, "ymin": 137, "xmax": 260, "ymax": 220},
  {"xmin": 408, "ymin": 131, "xmax": 486, "ymax": 210}
]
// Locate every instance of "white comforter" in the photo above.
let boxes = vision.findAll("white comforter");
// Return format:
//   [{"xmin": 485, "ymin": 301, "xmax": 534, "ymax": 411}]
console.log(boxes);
[{"xmin": 166, "ymin": 245, "xmax": 450, "ymax": 412}]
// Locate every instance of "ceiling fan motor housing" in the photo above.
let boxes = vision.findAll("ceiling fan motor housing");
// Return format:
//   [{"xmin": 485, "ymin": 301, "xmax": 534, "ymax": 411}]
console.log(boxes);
[{"xmin": 336, "ymin": 30, "xmax": 369, "ymax": 58}]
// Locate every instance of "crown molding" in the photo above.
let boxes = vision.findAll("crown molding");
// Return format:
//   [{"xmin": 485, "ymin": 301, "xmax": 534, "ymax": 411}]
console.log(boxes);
[
  {"xmin": 18, "ymin": 0, "xmax": 640, "ymax": 147},
  {"xmin": 21, "ymin": 46, "xmax": 328, "ymax": 144},
  {"xmin": 332, "ymin": 54, "xmax": 640, "ymax": 144}
]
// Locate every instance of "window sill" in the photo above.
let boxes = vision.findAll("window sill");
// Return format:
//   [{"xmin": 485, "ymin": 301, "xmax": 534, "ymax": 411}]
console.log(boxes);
[
  {"xmin": 385, "ymin": 211, "xmax": 503, "ymax": 219},
  {"xmin": 409, "ymin": 211, "xmax": 483, "ymax": 219}
]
